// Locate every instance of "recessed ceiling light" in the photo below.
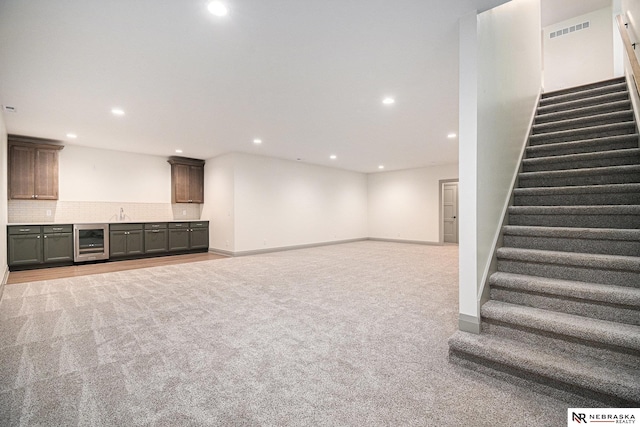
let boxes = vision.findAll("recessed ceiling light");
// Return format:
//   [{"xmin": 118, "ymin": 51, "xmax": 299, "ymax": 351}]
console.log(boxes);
[
  {"xmin": 448, "ymin": 133, "xmax": 457, "ymax": 139},
  {"xmin": 66, "ymin": 133, "xmax": 77, "ymax": 139},
  {"xmin": 330, "ymin": 155, "xmax": 337, "ymax": 160},
  {"xmin": 111, "ymin": 108, "xmax": 125, "ymax": 116},
  {"xmin": 382, "ymin": 97, "xmax": 395, "ymax": 105},
  {"xmin": 253, "ymin": 139, "xmax": 262, "ymax": 144},
  {"xmin": 208, "ymin": 1, "xmax": 228, "ymax": 16},
  {"xmin": 175, "ymin": 149, "xmax": 183, "ymax": 154},
  {"xmin": 378, "ymin": 165, "xmax": 385, "ymax": 169}
]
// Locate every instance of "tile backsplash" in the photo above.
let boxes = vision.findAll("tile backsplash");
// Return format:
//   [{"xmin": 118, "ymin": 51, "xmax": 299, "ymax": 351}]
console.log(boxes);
[{"xmin": 8, "ymin": 200, "xmax": 203, "ymax": 224}]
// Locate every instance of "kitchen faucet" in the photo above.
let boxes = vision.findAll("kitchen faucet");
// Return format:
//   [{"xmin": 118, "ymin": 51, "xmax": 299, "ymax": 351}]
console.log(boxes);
[{"xmin": 119, "ymin": 207, "xmax": 125, "ymax": 221}]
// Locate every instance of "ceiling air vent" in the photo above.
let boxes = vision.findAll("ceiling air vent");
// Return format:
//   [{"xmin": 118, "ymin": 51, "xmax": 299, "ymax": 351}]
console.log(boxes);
[
  {"xmin": 549, "ymin": 21, "xmax": 590, "ymax": 39},
  {"xmin": 2, "ymin": 105, "xmax": 17, "ymax": 113}
]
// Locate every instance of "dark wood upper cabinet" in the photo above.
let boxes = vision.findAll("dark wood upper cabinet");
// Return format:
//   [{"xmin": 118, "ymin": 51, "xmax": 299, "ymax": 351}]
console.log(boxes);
[
  {"xmin": 9, "ymin": 135, "xmax": 64, "ymax": 200},
  {"xmin": 168, "ymin": 157, "xmax": 205, "ymax": 203}
]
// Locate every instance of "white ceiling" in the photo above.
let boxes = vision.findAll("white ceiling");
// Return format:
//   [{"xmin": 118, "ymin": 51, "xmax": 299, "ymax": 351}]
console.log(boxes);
[{"xmin": 1, "ymin": 0, "xmax": 512, "ymax": 173}]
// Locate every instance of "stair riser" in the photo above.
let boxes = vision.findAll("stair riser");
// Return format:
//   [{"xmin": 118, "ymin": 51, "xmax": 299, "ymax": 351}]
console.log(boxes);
[
  {"xmin": 534, "ymin": 102, "xmax": 631, "ymax": 124},
  {"xmin": 522, "ymin": 155, "xmax": 640, "ymax": 172},
  {"xmin": 496, "ymin": 259, "xmax": 640, "ymax": 288},
  {"xmin": 490, "ymin": 288, "xmax": 640, "ymax": 326},
  {"xmin": 448, "ymin": 351, "xmax": 630, "ymax": 406},
  {"xmin": 514, "ymin": 192, "xmax": 640, "ymax": 206},
  {"xmin": 529, "ymin": 126, "xmax": 637, "ymax": 146},
  {"xmin": 532, "ymin": 114, "xmax": 635, "ymax": 135},
  {"xmin": 537, "ymin": 93, "xmax": 630, "ymax": 115},
  {"xmin": 508, "ymin": 213, "xmax": 640, "ymax": 229},
  {"xmin": 502, "ymin": 235, "xmax": 640, "ymax": 257},
  {"xmin": 526, "ymin": 139, "xmax": 639, "ymax": 158},
  {"xmin": 481, "ymin": 320, "xmax": 640, "ymax": 369},
  {"xmin": 518, "ymin": 172, "xmax": 640, "ymax": 187},
  {"xmin": 540, "ymin": 86, "xmax": 628, "ymax": 107}
]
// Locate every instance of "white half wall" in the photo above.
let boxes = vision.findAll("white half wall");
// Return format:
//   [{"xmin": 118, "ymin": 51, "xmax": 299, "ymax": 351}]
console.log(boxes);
[
  {"xmin": 458, "ymin": 0, "xmax": 542, "ymax": 333},
  {"xmin": 202, "ymin": 153, "xmax": 235, "ymax": 253},
  {"xmin": 232, "ymin": 153, "xmax": 368, "ymax": 253},
  {"xmin": 367, "ymin": 164, "xmax": 458, "ymax": 243},
  {"xmin": 543, "ymin": 7, "xmax": 614, "ymax": 91},
  {"xmin": 59, "ymin": 145, "xmax": 170, "ymax": 203},
  {"xmin": 0, "ymin": 113, "xmax": 8, "ymax": 288}
]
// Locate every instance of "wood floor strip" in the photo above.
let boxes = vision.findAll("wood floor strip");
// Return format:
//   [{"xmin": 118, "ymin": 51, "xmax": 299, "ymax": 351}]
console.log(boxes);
[{"xmin": 6, "ymin": 252, "xmax": 228, "ymax": 285}]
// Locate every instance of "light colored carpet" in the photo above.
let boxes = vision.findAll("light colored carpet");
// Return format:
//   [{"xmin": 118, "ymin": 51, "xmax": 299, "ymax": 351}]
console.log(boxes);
[{"xmin": 0, "ymin": 241, "xmax": 588, "ymax": 426}]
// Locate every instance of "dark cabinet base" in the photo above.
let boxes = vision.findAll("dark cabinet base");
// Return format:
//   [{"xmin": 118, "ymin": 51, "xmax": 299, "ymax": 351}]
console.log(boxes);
[{"xmin": 8, "ymin": 221, "xmax": 209, "ymax": 271}]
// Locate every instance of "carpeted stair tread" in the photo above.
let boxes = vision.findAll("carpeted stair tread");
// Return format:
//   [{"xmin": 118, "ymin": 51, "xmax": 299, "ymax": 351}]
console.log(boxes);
[
  {"xmin": 528, "ymin": 122, "xmax": 636, "ymax": 146},
  {"xmin": 481, "ymin": 301, "xmax": 640, "ymax": 351},
  {"xmin": 518, "ymin": 164, "xmax": 640, "ymax": 187},
  {"xmin": 534, "ymin": 100, "xmax": 632, "ymax": 124},
  {"xmin": 531, "ymin": 110, "xmax": 634, "ymax": 135},
  {"xmin": 496, "ymin": 247, "xmax": 640, "ymax": 273},
  {"xmin": 541, "ymin": 77, "xmax": 626, "ymax": 99},
  {"xmin": 540, "ymin": 82, "xmax": 628, "ymax": 106},
  {"xmin": 525, "ymin": 134, "xmax": 639, "ymax": 157},
  {"xmin": 536, "ymin": 92, "xmax": 630, "ymax": 115},
  {"xmin": 502, "ymin": 225, "xmax": 640, "ymax": 241},
  {"xmin": 522, "ymin": 148, "xmax": 640, "ymax": 170},
  {"xmin": 448, "ymin": 330, "xmax": 640, "ymax": 403},
  {"xmin": 489, "ymin": 272, "xmax": 640, "ymax": 308},
  {"xmin": 513, "ymin": 183, "xmax": 640, "ymax": 197}
]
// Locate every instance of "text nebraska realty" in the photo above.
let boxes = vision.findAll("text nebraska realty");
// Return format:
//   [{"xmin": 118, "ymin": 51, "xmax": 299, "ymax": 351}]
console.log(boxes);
[{"xmin": 573, "ymin": 412, "xmax": 636, "ymax": 424}]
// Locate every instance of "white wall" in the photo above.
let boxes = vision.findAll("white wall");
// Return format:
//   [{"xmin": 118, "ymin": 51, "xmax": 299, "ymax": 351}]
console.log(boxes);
[
  {"xmin": 202, "ymin": 153, "xmax": 235, "ymax": 253},
  {"xmin": 543, "ymin": 7, "xmax": 614, "ymax": 91},
  {"xmin": 621, "ymin": 0, "xmax": 640, "ymax": 128},
  {"xmin": 59, "ymin": 145, "xmax": 170, "ymax": 202},
  {"xmin": 458, "ymin": 0, "xmax": 542, "ymax": 333},
  {"xmin": 232, "ymin": 153, "xmax": 368, "ymax": 253},
  {"xmin": 368, "ymin": 164, "xmax": 458, "ymax": 243}
]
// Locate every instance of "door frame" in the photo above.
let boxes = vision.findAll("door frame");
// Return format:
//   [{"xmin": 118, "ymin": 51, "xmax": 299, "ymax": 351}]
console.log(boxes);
[{"xmin": 439, "ymin": 179, "xmax": 459, "ymax": 244}]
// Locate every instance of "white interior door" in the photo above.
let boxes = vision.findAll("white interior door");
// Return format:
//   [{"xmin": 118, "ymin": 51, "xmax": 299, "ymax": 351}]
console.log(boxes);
[{"xmin": 443, "ymin": 182, "xmax": 458, "ymax": 243}]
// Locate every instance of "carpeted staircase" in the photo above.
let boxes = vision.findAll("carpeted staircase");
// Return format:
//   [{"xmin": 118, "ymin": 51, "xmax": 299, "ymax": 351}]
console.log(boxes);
[{"xmin": 449, "ymin": 76, "xmax": 640, "ymax": 406}]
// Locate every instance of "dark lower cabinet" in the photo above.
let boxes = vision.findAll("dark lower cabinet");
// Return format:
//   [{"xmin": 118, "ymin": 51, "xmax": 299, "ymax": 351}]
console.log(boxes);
[
  {"xmin": 169, "ymin": 221, "xmax": 209, "ymax": 251},
  {"xmin": 8, "ymin": 221, "xmax": 208, "ymax": 270},
  {"xmin": 190, "ymin": 221, "xmax": 209, "ymax": 249},
  {"xmin": 8, "ymin": 225, "xmax": 72, "ymax": 269},
  {"xmin": 110, "ymin": 224, "xmax": 144, "ymax": 257},
  {"xmin": 144, "ymin": 223, "xmax": 168, "ymax": 254},
  {"xmin": 43, "ymin": 226, "xmax": 74, "ymax": 263}
]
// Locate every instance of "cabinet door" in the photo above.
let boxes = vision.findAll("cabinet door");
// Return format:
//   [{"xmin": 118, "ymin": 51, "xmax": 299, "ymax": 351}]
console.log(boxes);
[
  {"xmin": 126, "ymin": 230, "xmax": 144, "ymax": 255},
  {"xmin": 109, "ymin": 231, "xmax": 127, "ymax": 257},
  {"xmin": 144, "ymin": 229, "xmax": 168, "ymax": 253},
  {"xmin": 190, "ymin": 228, "xmax": 209, "ymax": 250},
  {"xmin": 34, "ymin": 148, "xmax": 59, "ymax": 200},
  {"xmin": 168, "ymin": 228, "xmax": 189, "ymax": 251},
  {"xmin": 188, "ymin": 165, "xmax": 204, "ymax": 203},
  {"xmin": 172, "ymin": 164, "xmax": 190, "ymax": 203},
  {"xmin": 43, "ymin": 233, "xmax": 73, "ymax": 263},
  {"xmin": 8, "ymin": 234, "xmax": 43, "ymax": 266},
  {"xmin": 9, "ymin": 145, "xmax": 35, "ymax": 199}
]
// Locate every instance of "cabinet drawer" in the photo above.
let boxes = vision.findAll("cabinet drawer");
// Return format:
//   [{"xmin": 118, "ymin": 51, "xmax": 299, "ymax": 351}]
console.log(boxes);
[
  {"xmin": 110, "ymin": 223, "xmax": 143, "ymax": 232},
  {"xmin": 144, "ymin": 222, "xmax": 167, "ymax": 230},
  {"xmin": 168, "ymin": 222, "xmax": 189, "ymax": 229},
  {"xmin": 189, "ymin": 221, "xmax": 208, "ymax": 228},
  {"xmin": 8, "ymin": 226, "xmax": 41, "ymax": 235},
  {"xmin": 43, "ymin": 224, "xmax": 72, "ymax": 234}
]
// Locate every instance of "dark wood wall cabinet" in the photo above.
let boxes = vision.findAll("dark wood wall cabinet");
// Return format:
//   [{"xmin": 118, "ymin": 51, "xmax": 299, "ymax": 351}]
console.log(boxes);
[
  {"xmin": 8, "ymin": 225, "xmax": 73, "ymax": 268},
  {"xmin": 8, "ymin": 135, "xmax": 64, "ymax": 200},
  {"xmin": 168, "ymin": 157, "xmax": 205, "ymax": 203}
]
